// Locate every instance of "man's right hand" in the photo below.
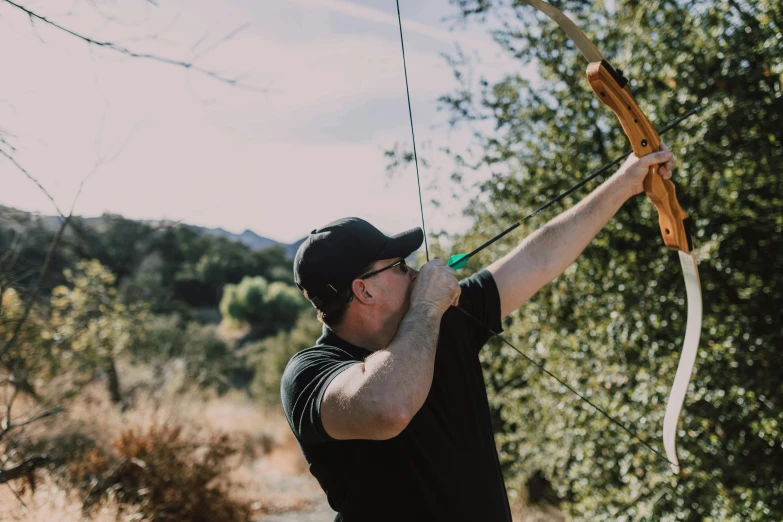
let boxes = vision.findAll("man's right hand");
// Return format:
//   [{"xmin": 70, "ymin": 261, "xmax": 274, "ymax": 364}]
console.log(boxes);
[{"xmin": 411, "ymin": 258, "xmax": 461, "ymax": 313}]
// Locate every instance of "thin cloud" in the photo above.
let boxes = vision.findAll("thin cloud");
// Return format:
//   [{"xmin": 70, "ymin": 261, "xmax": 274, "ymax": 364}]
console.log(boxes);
[{"xmin": 290, "ymin": 0, "xmax": 493, "ymax": 51}]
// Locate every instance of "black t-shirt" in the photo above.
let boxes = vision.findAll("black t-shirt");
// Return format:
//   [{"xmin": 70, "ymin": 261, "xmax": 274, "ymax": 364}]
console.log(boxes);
[{"xmin": 280, "ymin": 270, "xmax": 511, "ymax": 522}]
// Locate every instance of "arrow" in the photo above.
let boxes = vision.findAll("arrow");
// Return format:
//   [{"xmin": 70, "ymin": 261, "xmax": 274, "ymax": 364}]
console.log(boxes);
[{"xmin": 447, "ymin": 106, "xmax": 702, "ymax": 272}]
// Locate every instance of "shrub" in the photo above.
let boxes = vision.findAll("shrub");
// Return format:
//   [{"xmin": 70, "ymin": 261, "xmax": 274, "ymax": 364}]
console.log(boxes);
[
  {"xmin": 79, "ymin": 424, "xmax": 251, "ymax": 522},
  {"xmin": 132, "ymin": 315, "xmax": 248, "ymax": 393},
  {"xmin": 220, "ymin": 276, "xmax": 305, "ymax": 339}
]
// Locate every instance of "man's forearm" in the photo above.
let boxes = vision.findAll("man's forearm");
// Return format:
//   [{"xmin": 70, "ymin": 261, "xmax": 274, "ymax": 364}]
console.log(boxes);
[
  {"xmin": 363, "ymin": 302, "xmax": 442, "ymax": 421},
  {"xmin": 488, "ymin": 173, "xmax": 631, "ymax": 316},
  {"xmin": 523, "ymin": 174, "xmax": 629, "ymax": 281}
]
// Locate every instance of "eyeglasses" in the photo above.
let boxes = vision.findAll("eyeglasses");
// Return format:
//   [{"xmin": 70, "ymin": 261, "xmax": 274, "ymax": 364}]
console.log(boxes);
[
  {"xmin": 358, "ymin": 259, "xmax": 408, "ymax": 280},
  {"xmin": 345, "ymin": 259, "xmax": 409, "ymax": 304}
]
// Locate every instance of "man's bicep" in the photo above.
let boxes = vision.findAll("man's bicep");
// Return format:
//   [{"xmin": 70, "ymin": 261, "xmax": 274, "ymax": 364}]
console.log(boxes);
[
  {"xmin": 281, "ymin": 353, "xmax": 356, "ymax": 445},
  {"xmin": 487, "ymin": 251, "xmax": 547, "ymax": 319},
  {"xmin": 320, "ymin": 361, "xmax": 404, "ymax": 441}
]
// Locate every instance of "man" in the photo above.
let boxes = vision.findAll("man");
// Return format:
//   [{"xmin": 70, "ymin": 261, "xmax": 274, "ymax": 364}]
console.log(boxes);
[{"xmin": 281, "ymin": 146, "xmax": 675, "ymax": 521}]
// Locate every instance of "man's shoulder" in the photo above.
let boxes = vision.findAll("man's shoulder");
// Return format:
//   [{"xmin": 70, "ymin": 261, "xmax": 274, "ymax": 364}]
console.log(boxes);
[
  {"xmin": 280, "ymin": 342, "xmax": 364, "ymax": 430},
  {"xmin": 458, "ymin": 268, "xmax": 497, "ymax": 291},
  {"xmin": 286, "ymin": 343, "xmax": 360, "ymax": 365},
  {"xmin": 281, "ymin": 343, "xmax": 362, "ymax": 386}
]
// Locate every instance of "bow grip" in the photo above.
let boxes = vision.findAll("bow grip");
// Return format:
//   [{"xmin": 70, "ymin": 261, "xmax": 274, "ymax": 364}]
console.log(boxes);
[{"xmin": 586, "ymin": 61, "xmax": 691, "ymax": 253}]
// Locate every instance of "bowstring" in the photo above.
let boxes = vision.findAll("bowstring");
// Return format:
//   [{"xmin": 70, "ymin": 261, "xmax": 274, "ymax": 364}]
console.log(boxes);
[
  {"xmin": 395, "ymin": 0, "xmax": 429, "ymax": 262},
  {"xmin": 394, "ymin": 0, "xmax": 678, "ymax": 470},
  {"xmin": 455, "ymin": 306, "xmax": 675, "ymax": 467}
]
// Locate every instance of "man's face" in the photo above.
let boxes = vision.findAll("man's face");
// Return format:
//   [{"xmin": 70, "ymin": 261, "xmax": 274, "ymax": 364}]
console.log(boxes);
[{"xmin": 361, "ymin": 257, "xmax": 418, "ymax": 323}]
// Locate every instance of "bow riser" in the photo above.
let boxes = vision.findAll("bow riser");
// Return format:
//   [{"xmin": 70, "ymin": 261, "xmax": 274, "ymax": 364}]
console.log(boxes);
[{"xmin": 587, "ymin": 62, "xmax": 691, "ymax": 253}]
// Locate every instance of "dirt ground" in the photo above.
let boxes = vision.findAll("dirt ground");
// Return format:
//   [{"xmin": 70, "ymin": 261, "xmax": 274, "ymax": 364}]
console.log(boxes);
[{"xmin": 259, "ymin": 494, "xmax": 335, "ymax": 522}]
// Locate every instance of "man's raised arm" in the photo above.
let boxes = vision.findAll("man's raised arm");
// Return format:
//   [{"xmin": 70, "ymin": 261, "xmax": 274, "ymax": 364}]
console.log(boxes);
[{"xmin": 488, "ymin": 146, "xmax": 675, "ymax": 319}]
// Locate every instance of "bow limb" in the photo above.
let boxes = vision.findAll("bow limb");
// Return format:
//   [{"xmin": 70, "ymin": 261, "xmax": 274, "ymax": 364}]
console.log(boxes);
[
  {"xmin": 586, "ymin": 63, "xmax": 703, "ymax": 474},
  {"xmin": 518, "ymin": 0, "xmax": 703, "ymax": 474}
]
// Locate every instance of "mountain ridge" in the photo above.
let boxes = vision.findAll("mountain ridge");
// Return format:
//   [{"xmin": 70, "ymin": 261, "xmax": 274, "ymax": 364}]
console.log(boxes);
[{"xmin": 0, "ymin": 206, "xmax": 305, "ymax": 258}]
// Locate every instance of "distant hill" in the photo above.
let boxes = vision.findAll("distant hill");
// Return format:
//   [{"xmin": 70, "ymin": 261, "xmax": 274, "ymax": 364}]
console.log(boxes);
[
  {"xmin": 0, "ymin": 206, "xmax": 305, "ymax": 258},
  {"xmin": 184, "ymin": 225, "xmax": 305, "ymax": 258}
]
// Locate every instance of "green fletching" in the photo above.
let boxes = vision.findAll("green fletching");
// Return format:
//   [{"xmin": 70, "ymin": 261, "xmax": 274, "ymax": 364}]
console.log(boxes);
[{"xmin": 448, "ymin": 253, "xmax": 470, "ymax": 270}]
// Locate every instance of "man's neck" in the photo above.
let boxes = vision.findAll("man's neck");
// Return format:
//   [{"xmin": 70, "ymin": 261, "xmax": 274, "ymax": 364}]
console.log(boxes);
[{"xmin": 333, "ymin": 315, "xmax": 398, "ymax": 352}]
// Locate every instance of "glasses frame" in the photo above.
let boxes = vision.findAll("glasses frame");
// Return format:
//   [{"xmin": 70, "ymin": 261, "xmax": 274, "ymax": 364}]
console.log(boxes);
[
  {"xmin": 358, "ymin": 258, "xmax": 408, "ymax": 280},
  {"xmin": 345, "ymin": 259, "xmax": 408, "ymax": 304}
]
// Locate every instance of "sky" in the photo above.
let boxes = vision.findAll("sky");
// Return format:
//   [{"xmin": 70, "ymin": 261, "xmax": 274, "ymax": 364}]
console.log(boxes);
[{"xmin": 0, "ymin": 0, "xmax": 524, "ymax": 244}]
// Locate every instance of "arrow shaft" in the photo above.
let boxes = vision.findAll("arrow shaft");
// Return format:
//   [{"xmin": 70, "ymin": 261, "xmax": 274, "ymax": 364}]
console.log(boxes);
[{"xmin": 450, "ymin": 106, "xmax": 701, "ymax": 267}]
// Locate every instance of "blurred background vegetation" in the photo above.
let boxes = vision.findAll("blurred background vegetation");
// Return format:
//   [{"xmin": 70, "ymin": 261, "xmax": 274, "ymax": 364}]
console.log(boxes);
[
  {"xmin": 2, "ymin": 0, "xmax": 781, "ymax": 520},
  {"xmin": 0, "ymin": 210, "xmax": 324, "ymax": 519},
  {"xmin": 0, "ymin": 209, "xmax": 316, "ymax": 408}
]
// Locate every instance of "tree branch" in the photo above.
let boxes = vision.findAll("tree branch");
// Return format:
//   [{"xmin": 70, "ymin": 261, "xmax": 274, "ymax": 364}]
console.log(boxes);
[
  {"xmin": 0, "ymin": 404, "xmax": 64, "ymax": 442},
  {"xmin": 3, "ymin": 0, "xmax": 264, "ymax": 91},
  {"xmin": 0, "ymin": 455, "xmax": 51, "ymax": 485},
  {"xmin": 0, "ymin": 212, "xmax": 71, "ymax": 362},
  {"xmin": 0, "ymin": 149, "xmax": 65, "ymax": 219}
]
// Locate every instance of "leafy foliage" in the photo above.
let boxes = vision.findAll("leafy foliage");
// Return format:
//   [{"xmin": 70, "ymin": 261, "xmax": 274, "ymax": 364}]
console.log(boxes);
[
  {"xmin": 0, "ymin": 208, "xmax": 75, "ymax": 294},
  {"xmin": 1, "ymin": 287, "xmax": 49, "ymax": 397},
  {"xmin": 0, "ymin": 210, "xmax": 294, "ymax": 314},
  {"xmin": 220, "ymin": 276, "xmax": 307, "ymax": 339},
  {"xmin": 437, "ymin": 0, "xmax": 782, "ymax": 519},
  {"xmin": 48, "ymin": 260, "xmax": 148, "ymax": 402},
  {"xmin": 132, "ymin": 314, "xmax": 249, "ymax": 392}
]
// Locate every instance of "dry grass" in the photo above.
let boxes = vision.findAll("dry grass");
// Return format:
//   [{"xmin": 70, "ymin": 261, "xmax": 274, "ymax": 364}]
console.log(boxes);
[
  {"xmin": 0, "ymin": 476, "xmax": 144, "ymax": 522},
  {"xmin": 2, "ymin": 360, "xmax": 566, "ymax": 521},
  {"xmin": 0, "ymin": 360, "xmax": 326, "ymax": 521}
]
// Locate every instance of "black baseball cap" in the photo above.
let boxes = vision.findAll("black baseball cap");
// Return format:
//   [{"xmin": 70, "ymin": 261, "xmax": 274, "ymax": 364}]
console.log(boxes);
[{"xmin": 294, "ymin": 217, "xmax": 423, "ymax": 309}]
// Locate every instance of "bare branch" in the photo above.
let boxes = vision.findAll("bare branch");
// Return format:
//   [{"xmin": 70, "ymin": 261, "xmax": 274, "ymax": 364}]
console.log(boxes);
[
  {"xmin": 0, "ymin": 134, "xmax": 17, "ymax": 154},
  {"xmin": 5, "ymin": 481, "xmax": 27, "ymax": 508},
  {"xmin": 0, "ymin": 235, "xmax": 20, "ymax": 269},
  {"xmin": 3, "ymin": 0, "xmax": 265, "ymax": 91},
  {"xmin": 0, "ymin": 404, "xmax": 64, "ymax": 442},
  {"xmin": 6, "ymin": 267, "xmax": 42, "ymax": 289},
  {"xmin": 0, "ymin": 149, "xmax": 65, "ymax": 219},
  {"xmin": 190, "ymin": 22, "xmax": 252, "ymax": 62},
  {"xmin": 1, "ymin": 386, "xmax": 19, "ymax": 434},
  {"xmin": 0, "ymin": 455, "xmax": 51, "ymax": 485},
  {"xmin": 0, "ymin": 234, "xmax": 23, "ymax": 297},
  {"xmin": 0, "ymin": 213, "xmax": 70, "ymax": 362},
  {"xmin": 0, "ymin": 125, "xmax": 130, "ymax": 362}
]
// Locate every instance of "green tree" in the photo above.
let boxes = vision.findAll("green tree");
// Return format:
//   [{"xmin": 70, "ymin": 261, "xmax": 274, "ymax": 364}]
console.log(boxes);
[
  {"xmin": 0, "ymin": 208, "xmax": 75, "ymax": 294},
  {"xmin": 168, "ymin": 235, "xmax": 292, "ymax": 308},
  {"xmin": 1, "ymin": 287, "xmax": 50, "ymax": 401},
  {"xmin": 62, "ymin": 215, "xmax": 158, "ymax": 286},
  {"xmin": 422, "ymin": 0, "xmax": 782, "ymax": 519},
  {"xmin": 219, "ymin": 276, "xmax": 305, "ymax": 340},
  {"xmin": 49, "ymin": 260, "xmax": 148, "ymax": 403}
]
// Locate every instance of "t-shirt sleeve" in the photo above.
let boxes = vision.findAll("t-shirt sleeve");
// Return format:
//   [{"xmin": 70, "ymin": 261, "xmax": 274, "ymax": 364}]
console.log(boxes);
[
  {"xmin": 451, "ymin": 269, "xmax": 504, "ymax": 354},
  {"xmin": 280, "ymin": 347, "xmax": 359, "ymax": 445}
]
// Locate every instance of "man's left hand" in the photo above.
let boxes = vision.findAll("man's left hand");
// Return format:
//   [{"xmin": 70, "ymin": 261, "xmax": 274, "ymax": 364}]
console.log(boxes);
[{"xmin": 615, "ymin": 142, "xmax": 675, "ymax": 198}]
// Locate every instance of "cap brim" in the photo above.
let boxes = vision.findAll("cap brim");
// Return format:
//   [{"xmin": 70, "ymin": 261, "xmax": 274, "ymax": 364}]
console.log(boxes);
[{"xmin": 376, "ymin": 227, "xmax": 424, "ymax": 260}]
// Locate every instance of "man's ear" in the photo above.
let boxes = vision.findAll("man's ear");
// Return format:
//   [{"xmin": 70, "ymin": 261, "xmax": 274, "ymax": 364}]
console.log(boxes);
[{"xmin": 351, "ymin": 279, "xmax": 374, "ymax": 305}]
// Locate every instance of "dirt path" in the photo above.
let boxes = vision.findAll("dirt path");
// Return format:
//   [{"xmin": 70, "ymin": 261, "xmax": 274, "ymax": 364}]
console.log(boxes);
[
  {"xmin": 260, "ymin": 496, "xmax": 335, "ymax": 522},
  {"xmin": 253, "ymin": 470, "xmax": 336, "ymax": 522}
]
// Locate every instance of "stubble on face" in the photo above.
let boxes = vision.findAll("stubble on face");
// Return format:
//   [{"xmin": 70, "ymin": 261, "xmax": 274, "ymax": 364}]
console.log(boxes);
[{"xmin": 373, "ymin": 258, "xmax": 414, "ymax": 340}]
